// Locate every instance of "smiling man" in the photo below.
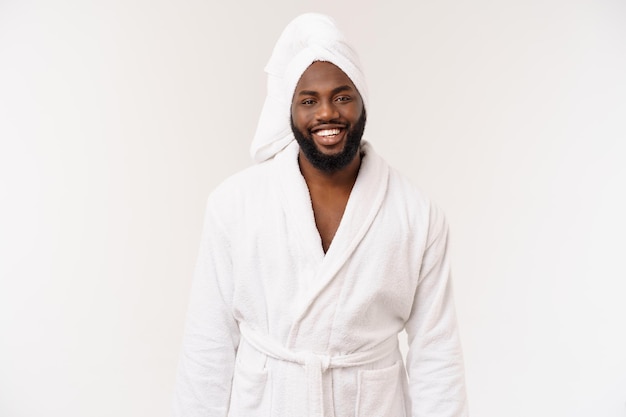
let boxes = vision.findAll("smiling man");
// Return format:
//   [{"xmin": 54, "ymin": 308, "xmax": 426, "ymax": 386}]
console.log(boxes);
[
  {"xmin": 291, "ymin": 61, "xmax": 366, "ymax": 175},
  {"xmin": 173, "ymin": 13, "xmax": 468, "ymax": 417}
]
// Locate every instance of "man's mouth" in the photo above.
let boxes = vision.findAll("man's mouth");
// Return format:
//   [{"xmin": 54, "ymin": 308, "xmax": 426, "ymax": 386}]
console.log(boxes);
[
  {"xmin": 315, "ymin": 128, "xmax": 342, "ymax": 137},
  {"xmin": 311, "ymin": 125, "xmax": 346, "ymax": 146}
]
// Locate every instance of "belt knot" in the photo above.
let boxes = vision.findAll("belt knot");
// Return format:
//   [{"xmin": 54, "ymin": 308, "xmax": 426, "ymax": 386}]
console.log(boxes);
[{"xmin": 303, "ymin": 351, "xmax": 331, "ymax": 373}]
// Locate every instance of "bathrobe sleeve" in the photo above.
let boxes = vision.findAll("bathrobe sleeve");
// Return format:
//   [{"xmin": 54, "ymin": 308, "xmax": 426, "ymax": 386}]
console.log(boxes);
[
  {"xmin": 172, "ymin": 196, "xmax": 240, "ymax": 417},
  {"xmin": 405, "ymin": 203, "xmax": 468, "ymax": 417}
]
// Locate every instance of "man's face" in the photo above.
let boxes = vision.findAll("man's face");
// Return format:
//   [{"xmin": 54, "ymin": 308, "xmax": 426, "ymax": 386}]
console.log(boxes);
[{"xmin": 290, "ymin": 61, "xmax": 366, "ymax": 173}]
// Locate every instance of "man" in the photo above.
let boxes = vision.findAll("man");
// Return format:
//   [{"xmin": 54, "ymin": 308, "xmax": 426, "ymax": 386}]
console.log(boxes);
[{"xmin": 173, "ymin": 13, "xmax": 467, "ymax": 417}]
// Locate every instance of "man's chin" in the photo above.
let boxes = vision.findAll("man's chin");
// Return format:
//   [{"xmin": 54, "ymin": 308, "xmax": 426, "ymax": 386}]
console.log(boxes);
[
  {"xmin": 299, "ymin": 141, "xmax": 360, "ymax": 173},
  {"xmin": 313, "ymin": 142, "xmax": 346, "ymax": 157}
]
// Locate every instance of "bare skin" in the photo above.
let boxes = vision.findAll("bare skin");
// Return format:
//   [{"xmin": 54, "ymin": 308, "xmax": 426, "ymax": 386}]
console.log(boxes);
[
  {"xmin": 300, "ymin": 155, "xmax": 360, "ymax": 252},
  {"xmin": 291, "ymin": 62, "xmax": 365, "ymax": 252}
]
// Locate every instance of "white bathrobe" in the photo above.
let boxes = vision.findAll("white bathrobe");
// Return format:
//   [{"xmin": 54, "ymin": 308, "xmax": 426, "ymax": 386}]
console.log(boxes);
[{"xmin": 173, "ymin": 141, "xmax": 468, "ymax": 417}]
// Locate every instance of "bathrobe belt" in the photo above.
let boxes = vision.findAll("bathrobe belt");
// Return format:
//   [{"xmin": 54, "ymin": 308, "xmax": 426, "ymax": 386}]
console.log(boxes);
[{"xmin": 239, "ymin": 323, "xmax": 399, "ymax": 417}]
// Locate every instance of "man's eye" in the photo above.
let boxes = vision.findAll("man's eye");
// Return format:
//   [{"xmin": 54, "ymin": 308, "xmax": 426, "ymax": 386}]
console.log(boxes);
[
  {"xmin": 336, "ymin": 96, "xmax": 351, "ymax": 102},
  {"xmin": 302, "ymin": 99, "xmax": 315, "ymax": 105}
]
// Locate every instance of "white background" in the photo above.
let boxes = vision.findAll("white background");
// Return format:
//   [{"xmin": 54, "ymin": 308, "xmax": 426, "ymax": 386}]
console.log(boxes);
[{"xmin": 1, "ymin": 1, "xmax": 625, "ymax": 416}]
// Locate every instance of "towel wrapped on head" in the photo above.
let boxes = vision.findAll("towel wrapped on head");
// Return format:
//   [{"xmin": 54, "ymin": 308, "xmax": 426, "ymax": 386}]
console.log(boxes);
[{"xmin": 250, "ymin": 13, "xmax": 369, "ymax": 163}]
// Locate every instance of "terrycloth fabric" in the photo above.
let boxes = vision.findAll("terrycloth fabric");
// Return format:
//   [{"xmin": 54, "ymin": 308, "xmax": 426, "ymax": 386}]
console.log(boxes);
[
  {"xmin": 239, "ymin": 322, "xmax": 399, "ymax": 417},
  {"xmin": 172, "ymin": 141, "xmax": 468, "ymax": 417},
  {"xmin": 250, "ymin": 13, "xmax": 369, "ymax": 163}
]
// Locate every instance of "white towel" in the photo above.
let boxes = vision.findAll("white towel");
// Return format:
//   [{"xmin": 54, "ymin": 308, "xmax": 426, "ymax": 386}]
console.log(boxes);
[{"xmin": 250, "ymin": 13, "xmax": 370, "ymax": 163}]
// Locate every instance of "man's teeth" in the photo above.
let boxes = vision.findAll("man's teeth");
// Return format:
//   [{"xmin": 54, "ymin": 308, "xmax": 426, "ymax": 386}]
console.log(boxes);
[{"xmin": 315, "ymin": 128, "xmax": 341, "ymax": 137}]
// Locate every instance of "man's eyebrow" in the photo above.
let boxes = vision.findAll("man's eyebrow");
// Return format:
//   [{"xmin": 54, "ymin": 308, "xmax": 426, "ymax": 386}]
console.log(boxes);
[
  {"xmin": 297, "ymin": 85, "xmax": 355, "ymax": 96},
  {"xmin": 331, "ymin": 85, "xmax": 354, "ymax": 95},
  {"xmin": 297, "ymin": 90, "xmax": 319, "ymax": 97}
]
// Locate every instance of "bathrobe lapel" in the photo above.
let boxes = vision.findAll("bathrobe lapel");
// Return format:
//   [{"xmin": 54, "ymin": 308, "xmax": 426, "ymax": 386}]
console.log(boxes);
[
  {"xmin": 274, "ymin": 142, "xmax": 326, "ymax": 264},
  {"xmin": 274, "ymin": 141, "xmax": 390, "ymax": 346}
]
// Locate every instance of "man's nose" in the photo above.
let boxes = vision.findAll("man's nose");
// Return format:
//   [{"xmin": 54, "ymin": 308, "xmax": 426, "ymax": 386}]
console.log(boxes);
[{"xmin": 316, "ymin": 100, "xmax": 340, "ymax": 121}]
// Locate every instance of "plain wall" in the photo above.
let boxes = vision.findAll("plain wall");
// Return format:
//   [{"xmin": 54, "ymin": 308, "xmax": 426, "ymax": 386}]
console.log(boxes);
[{"xmin": 1, "ymin": 0, "xmax": 625, "ymax": 416}]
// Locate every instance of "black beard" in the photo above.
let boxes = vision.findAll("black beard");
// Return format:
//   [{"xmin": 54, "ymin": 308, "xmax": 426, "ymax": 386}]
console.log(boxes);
[{"xmin": 291, "ymin": 109, "xmax": 366, "ymax": 174}]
